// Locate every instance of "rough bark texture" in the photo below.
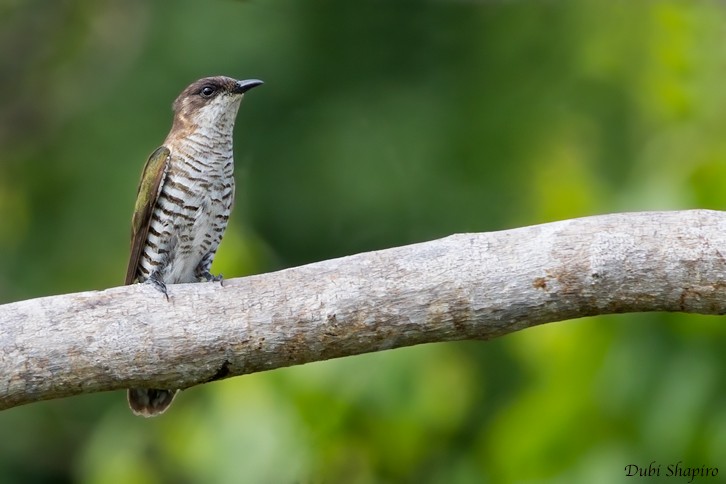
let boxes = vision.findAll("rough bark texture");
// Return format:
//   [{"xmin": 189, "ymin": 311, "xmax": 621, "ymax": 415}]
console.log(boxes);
[{"xmin": 2, "ymin": 210, "xmax": 726, "ymax": 411}]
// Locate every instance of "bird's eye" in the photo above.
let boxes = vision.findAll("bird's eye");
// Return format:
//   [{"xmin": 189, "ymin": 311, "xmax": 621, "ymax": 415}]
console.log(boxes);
[{"xmin": 200, "ymin": 85, "xmax": 216, "ymax": 98}]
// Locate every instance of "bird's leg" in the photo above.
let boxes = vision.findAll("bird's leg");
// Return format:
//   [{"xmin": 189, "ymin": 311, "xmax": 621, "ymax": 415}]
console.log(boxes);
[
  {"xmin": 145, "ymin": 271, "xmax": 169, "ymax": 301},
  {"xmin": 195, "ymin": 252, "xmax": 224, "ymax": 286}
]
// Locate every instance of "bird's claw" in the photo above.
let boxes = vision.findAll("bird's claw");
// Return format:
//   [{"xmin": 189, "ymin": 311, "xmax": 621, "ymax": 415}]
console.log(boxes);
[
  {"xmin": 199, "ymin": 270, "xmax": 224, "ymax": 286},
  {"xmin": 145, "ymin": 274, "xmax": 169, "ymax": 301}
]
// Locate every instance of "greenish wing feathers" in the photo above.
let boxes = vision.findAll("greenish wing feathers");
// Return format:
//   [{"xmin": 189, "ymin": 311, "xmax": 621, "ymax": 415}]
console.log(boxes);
[{"xmin": 124, "ymin": 146, "xmax": 171, "ymax": 285}]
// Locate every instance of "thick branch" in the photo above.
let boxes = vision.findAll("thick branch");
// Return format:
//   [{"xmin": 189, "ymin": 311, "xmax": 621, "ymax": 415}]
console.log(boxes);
[{"xmin": 2, "ymin": 210, "xmax": 726, "ymax": 410}]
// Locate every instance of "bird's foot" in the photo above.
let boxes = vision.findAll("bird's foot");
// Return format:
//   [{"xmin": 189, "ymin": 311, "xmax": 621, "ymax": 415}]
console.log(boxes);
[
  {"xmin": 145, "ymin": 274, "xmax": 169, "ymax": 301},
  {"xmin": 199, "ymin": 270, "xmax": 224, "ymax": 286}
]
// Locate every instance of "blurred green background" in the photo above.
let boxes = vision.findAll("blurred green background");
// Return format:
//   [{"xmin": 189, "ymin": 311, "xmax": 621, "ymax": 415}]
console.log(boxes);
[{"xmin": 2, "ymin": 0, "xmax": 726, "ymax": 482}]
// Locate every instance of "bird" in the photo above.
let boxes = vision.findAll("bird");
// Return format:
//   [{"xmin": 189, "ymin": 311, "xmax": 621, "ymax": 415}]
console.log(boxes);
[{"xmin": 124, "ymin": 76, "xmax": 263, "ymax": 417}]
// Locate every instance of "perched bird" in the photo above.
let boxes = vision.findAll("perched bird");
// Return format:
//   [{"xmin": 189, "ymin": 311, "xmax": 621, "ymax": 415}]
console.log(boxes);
[{"xmin": 124, "ymin": 76, "xmax": 263, "ymax": 417}]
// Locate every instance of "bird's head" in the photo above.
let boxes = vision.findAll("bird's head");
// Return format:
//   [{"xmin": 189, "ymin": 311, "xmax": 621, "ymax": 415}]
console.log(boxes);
[{"xmin": 170, "ymin": 76, "xmax": 263, "ymax": 134}]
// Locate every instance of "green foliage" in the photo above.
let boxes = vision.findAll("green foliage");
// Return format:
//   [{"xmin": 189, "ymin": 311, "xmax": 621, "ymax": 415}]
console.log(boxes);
[{"xmin": 1, "ymin": 0, "xmax": 726, "ymax": 482}]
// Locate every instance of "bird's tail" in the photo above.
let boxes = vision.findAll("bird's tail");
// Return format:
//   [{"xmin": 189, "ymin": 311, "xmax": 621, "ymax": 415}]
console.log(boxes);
[{"xmin": 127, "ymin": 388, "xmax": 178, "ymax": 417}]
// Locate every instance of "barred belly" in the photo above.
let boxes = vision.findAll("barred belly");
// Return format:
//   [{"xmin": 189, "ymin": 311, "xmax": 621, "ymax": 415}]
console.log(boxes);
[{"xmin": 138, "ymin": 152, "xmax": 234, "ymax": 284}]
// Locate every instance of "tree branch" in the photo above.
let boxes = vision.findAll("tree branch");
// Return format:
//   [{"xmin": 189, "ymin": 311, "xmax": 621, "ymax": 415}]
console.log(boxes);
[{"xmin": 3, "ymin": 209, "xmax": 726, "ymax": 411}]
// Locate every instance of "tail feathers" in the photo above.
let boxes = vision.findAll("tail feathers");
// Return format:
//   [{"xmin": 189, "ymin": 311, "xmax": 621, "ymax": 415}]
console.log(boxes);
[{"xmin": 128, "ymin": 388, "xmax": 178, "ymax": 417}]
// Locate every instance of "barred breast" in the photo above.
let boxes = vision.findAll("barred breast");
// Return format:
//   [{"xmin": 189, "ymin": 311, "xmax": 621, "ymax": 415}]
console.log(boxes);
[{"xmin": 138, "ymin": 133, "xmax": 235, "ymax": 285}]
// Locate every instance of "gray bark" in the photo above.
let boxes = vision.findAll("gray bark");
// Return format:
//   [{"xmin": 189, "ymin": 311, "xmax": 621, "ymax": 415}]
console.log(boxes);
[{"xmin": 2, "ymin": 210, "xmax": 725, "ymax": 411}]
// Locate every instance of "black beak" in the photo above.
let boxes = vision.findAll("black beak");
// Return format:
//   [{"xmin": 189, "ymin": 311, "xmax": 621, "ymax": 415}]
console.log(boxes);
[{"xmin": 234, "ymin": 79, "xmax": 264, "ymax": 94}]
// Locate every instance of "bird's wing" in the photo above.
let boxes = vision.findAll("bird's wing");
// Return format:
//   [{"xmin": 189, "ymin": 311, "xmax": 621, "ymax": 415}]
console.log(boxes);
[{"xmin": 124, "ymin": 146, "xmax": 171, "ymax": 285}]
